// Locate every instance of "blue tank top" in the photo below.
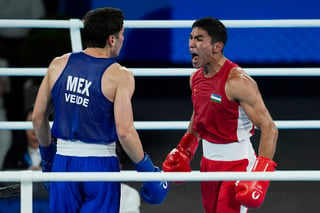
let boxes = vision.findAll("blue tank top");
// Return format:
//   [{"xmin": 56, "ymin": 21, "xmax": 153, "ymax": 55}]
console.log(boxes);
[{"xmin": 51, "ymin": 52, "xmax": 118, "ymax": 143}]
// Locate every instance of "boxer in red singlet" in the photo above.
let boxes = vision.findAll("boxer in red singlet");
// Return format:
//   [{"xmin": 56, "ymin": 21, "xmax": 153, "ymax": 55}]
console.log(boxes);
[{"xmin": 163, "ymin": 17, "xmax": 278, "ymax": 213}]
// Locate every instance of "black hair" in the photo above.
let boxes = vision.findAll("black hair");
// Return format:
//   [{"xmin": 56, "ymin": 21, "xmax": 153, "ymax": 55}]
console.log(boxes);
[
  {"xmin": 82, "ymin": 7, "xmax": 124, "ymax": 48},
  {"xmin": 192, "ymin": 17, "xmax": 227, "ymax": 45}
]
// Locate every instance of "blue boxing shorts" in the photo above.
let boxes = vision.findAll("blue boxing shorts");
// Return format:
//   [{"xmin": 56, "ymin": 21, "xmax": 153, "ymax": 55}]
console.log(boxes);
[{"xmin": 49, "ymin": 140, "xmax": 120, "ymax": 213}]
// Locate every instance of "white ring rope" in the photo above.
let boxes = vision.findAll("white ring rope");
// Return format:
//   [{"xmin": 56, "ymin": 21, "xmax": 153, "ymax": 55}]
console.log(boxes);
[
  {"xmin": 1, "ymin": 19, "xmax": 320, "ymax": 28},
  {"xmin": 1, "ymin": 120, "xmax": 320, "ymax": 130},
  {"xmin": 0, "ymin": 170, "xmax": 320, "ymax": 182},
  {"xmin": 1, "ymin": 67, "xmax": 320, "ymax": 77}
]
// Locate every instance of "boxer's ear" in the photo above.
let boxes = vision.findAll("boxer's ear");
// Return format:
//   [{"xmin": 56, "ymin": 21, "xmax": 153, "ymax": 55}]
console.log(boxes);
[{"xmin": 212, "ymin": 42, "xmax": 224, "ymax": 53}]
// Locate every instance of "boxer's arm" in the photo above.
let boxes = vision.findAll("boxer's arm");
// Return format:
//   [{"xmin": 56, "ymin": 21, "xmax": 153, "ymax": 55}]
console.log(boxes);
[
  {"xmin": 226, "ymin": 67, "xmax": 278, "ymax": 159},
  {"xmin": 227, "ymin": 68, "xmax": 278, "ymax": 209},
  {"xmin": 104, "ymin": 65, "xmax": 169, "ymax": 204},
  {"xmin": 111, "ymin": 65, "xmax": 144, "ymax": 163},
  {"xmin": 162, "ymin": 112, "xmax": 199, "ymax": 174},
  {"xmin": 32, "ymin": 73, "xmax": 53, "ymax": 147},
  {"xmin": 33, "ymin": 55, "xmax": 68, "ymax": 147}
]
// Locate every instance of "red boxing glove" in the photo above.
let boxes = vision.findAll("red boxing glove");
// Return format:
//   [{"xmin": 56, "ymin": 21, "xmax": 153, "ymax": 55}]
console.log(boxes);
[
  {"xmin": 162, "ymin": 133, "xmax": 199, "ymax": 173},
  {"xmin": 235, "ymin": 156, "xmax": 277, "ymax": 209}
]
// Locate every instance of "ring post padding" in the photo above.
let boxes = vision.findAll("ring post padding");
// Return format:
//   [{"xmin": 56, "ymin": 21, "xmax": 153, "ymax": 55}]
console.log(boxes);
[
  {"xmin": 20, "ymin": 170, "xmax": 33, "ymax": 213},
  {"xmin": 69, "ymin": 19, "xmax": 83, "ymax": 52}
]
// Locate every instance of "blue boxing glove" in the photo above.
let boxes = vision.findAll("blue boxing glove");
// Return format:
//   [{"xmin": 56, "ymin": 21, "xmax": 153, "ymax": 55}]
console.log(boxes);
[
  {"xmin": 39, "ymin": 141, "xmax": 57, "ymax": 191},
  {"xmin": 134, "ymin": 153, "xmax": 169, "ymax": 205}
]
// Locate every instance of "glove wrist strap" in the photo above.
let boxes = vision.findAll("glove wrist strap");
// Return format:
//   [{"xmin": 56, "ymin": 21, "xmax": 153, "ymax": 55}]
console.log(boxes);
[
  {"xmin": 135, "ymin": 153, "xmax": 155, "ymax": 172},
  {"xmin": 178, "ymin": 133, "xmax": 199, "ymax": 161},
  {"xmin": 253, "ymin": 156, "xmax": 277, "ymax": 172}
]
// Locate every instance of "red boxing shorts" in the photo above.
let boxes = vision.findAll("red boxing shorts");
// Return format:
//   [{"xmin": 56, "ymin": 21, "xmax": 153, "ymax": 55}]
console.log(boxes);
[{"xmin": 200, "ymin": 157, "xmax": 249, "ymax": 213}]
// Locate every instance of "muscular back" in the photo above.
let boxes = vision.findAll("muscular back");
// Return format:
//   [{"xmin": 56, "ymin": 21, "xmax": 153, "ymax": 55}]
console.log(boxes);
[
  {"xmin": 50, "ymin": 52, "xmax": 119, "ymax": 143},
  {"xmin": 101, "ymin": 63, "xmax": 135, "ymax": 103}
]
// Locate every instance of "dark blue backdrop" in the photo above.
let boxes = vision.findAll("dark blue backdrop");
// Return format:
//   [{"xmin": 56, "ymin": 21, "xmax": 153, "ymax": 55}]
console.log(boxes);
[{"xmin": 86, "ymin": 0, "xmax": 320, "ymax": 66}]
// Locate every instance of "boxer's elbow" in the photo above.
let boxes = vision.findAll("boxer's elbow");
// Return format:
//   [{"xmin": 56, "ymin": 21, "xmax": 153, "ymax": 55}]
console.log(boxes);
[{"xmin": 116, "ymin": 123, "xmax": 136, "ymax": 141}]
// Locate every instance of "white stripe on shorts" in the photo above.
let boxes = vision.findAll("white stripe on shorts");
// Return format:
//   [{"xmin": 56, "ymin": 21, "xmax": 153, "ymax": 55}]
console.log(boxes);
[
  {"xmin": 202, "ymin": 138, "xmax": 256, "ymax": 166},
  {"xmin": 56, "ymin": 138, "xmax": 116, "ymax": 157}
]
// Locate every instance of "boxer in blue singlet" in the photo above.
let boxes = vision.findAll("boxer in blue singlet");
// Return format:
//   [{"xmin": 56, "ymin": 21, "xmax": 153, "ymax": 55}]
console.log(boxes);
[{"xmin": 32, "ymin": 7, "xmax": 168, "ymax": 213}]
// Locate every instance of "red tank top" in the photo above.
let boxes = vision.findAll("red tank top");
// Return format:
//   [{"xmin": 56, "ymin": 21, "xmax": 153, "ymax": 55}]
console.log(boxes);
[{"xmin": 191, "ymin": 59, "xmax": 254, "ymax": 144}]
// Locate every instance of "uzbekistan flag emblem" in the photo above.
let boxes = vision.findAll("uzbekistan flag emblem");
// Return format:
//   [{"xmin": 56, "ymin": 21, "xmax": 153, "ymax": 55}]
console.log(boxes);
[{"xmin": 210, "ymin": 93, "xmax": 221, "ymax": 103}]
